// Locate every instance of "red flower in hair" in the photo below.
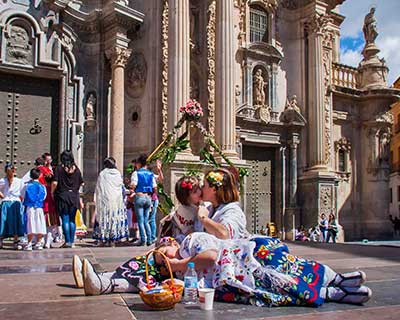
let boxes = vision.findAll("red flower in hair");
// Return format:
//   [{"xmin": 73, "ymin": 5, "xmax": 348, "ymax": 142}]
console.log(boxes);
[{"xmin": 181, "ymin": 181, "xmax": 193, "ymax": 190}]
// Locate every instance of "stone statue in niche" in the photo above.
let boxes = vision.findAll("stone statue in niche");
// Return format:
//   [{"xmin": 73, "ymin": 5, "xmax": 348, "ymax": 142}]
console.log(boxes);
[
  {"xmin": 253, "ymin": 68, "xmax": 267, "ymax": 107},
  {"xmin": 235, "ymin": 85, "xmax": 241, "ymax": 109},
  {"xmin": 85, "ymin": 93, "xmax": 96, "ymax": 121},
  {"xmin": 126, "ymin": 53, "xmax": 147, "ymax": 98},
  {"xmin": 363, "ymin": 7, "xmax": 378, "ymax": 45},
  {"xmin": 6, "ymin": 25, "xmax": 32, "ymax": 65},
  {"xmin": 379, "ymin": 131, "xmax": 390, "ymax": 167},
  {"xmin": 253, "ymin": 68, "xmax": 271, "ymax": 124}
]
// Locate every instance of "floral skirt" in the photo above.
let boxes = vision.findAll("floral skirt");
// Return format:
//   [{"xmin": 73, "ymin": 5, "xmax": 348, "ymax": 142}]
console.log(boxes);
[
  {"xmin": 0, "ymin": 201, "xmax": 25, "ymax": 238},
  {"xmin": 92, "ymin": 207, "xmax": 129, "ymax": 242},
  {"xmin": 214, "ymin": 237, "xmax": 326, "ymax": 307}
]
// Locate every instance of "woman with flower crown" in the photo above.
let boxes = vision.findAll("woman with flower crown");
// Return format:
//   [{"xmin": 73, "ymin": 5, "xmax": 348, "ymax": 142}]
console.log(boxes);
[{"xmin": 197, "ymin": 168, "xmax": 249, "ymax": 239}]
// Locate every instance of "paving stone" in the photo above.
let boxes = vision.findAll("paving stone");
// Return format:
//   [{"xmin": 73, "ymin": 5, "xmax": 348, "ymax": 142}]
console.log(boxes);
[{"xmin": 0, "ymin": 240, "xmax": 399, "ymax": 320}]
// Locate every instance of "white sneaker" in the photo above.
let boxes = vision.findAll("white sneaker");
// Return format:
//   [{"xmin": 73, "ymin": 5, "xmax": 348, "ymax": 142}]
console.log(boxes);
[
  {"xmin": 72, "ymin": 255, "xmax": 84, "ymax": 288},
  {"xmin": 326, "ymin": 285, "xmax": 372, "ymax": 304},
  {"xmin": 34, "ymin": 243, "xmax": 43, "ymax": 250},
  {"xmin": 24, "ymin": 243, "xmax": 33, "ymax": 251},
  {"xmin": 331, "ymin": 271, "xmax": 367, "ymax": 287}
]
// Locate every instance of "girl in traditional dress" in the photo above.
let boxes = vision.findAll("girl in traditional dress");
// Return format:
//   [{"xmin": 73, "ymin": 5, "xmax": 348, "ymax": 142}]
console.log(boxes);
[
  {"xmin": 22, "ymin": 168, "xmax": 47, "ymax": 251},
  {"xmin": 0, "ymin": 164, "xmax": 25, "ymax": 250},
  {"xmin": 92, "ymin": 157, "xmax": 129, "ymax": 247},
  {"xmin": 159, "ymin": 175, "xmax": 204, "ymax": 243}
]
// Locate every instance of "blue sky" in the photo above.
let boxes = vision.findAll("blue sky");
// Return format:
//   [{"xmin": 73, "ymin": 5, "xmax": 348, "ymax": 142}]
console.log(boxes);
[{"xmin": 339, "ymin": 0, "xmax": 400, "ymax": 85}]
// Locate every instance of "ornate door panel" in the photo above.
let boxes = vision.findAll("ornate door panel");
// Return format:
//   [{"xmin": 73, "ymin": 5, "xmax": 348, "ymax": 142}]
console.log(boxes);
[
  {"xmin": 243, "ymin": 146, "xmax": 275, "ymax": 234},
  {"xmin": 0, "ymin": 73, "xmax": 59, "ymax": 175}
]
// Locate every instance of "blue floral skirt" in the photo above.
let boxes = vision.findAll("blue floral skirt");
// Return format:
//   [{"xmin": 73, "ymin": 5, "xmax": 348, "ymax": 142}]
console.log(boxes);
[
  {"xmin": 215, "ymin": 237, "xmax": 326, "ymax": 307},
  {"xmin": 0, "ymin": 201, "xmax": 25, "ymax": 238}
]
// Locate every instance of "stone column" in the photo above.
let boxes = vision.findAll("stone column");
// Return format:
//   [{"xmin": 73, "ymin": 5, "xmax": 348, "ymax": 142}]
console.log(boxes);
[
  {"xmin": 289, "ymin": 139, "xmax": 299, "ymax": 207},
  {"xmin": 106, "ymin": 47, "xmax": 131, "ymax": 170},
  {"xmin": 215, "ymin": 0, "xmax": 238, "ymax": 158},
  {"xmin": 280, "ymin": 146, "xmax": 287, "ymax": 238},
  {"xmin": 168, "ymin": 0, "xmax": 190, "ymax": 131},
  {"xmin": 305, "ymin": 17, "xmax": 328, "ymax": 170}
]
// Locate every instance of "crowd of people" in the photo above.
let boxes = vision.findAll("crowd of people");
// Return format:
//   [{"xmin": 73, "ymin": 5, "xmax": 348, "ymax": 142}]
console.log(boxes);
[
  {"xmin": 71, "ymin": 167, "xmax": 372, "ymax": 308},
  {"xmin": 0, "ymin": 150, "xmax": 83, "ymax": 250},
  {"xmin": 0, "ymin": 150, "xmax": 165, "ymax": 250}
]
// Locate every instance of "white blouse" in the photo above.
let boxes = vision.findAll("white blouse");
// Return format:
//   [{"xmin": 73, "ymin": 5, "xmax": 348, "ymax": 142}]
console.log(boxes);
[{"xmin": 0, "ymin": 177, "xmax": 24, "ymax": 202}]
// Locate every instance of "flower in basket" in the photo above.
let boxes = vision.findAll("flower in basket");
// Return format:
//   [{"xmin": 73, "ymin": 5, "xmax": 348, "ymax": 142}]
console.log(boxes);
[{"xmin": 179, "ymin": 99, "xmax": 203, "ymax": 121}]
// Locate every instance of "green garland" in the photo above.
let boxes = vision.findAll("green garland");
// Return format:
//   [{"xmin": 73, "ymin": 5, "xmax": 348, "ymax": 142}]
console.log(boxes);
[{"xmin": 129, "ymin": 113, "xmax": 248, "ymax": 215}]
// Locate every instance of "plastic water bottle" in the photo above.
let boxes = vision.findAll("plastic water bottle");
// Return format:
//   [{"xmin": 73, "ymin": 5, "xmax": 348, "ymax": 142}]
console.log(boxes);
[{"xmin": 183, "ymin": 262, "xmax": 198, "ymax": 304}]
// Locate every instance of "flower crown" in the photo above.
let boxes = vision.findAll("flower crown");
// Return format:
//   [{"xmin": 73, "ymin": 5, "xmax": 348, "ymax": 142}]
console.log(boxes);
[
  {"xmin": 181, "ymin": 180, "xmax": 193, "ymax": 190},
  {"xmin": 159, "ymin": 236, "xmax": 176, "ymax": 244},
  {"xmin": 206, "ymin": 171, "xmax": 224, "ymax": 188}
]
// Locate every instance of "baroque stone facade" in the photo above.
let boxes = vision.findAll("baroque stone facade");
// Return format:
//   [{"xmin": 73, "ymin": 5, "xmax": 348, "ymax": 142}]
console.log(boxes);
[{"xmin": 0, "ymin": 0, "xmax": 399, "ymax": 240}]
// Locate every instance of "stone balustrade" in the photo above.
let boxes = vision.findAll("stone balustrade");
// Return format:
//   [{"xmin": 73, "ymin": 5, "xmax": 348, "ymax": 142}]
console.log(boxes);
[{"xmin": 332, "ymin": 62, "xmax": 358, "ymax": 89}]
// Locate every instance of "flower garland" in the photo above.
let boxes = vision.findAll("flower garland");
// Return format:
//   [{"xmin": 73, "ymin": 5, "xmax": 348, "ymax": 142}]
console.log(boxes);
[{"xmin": 142, "ymin": 99, "xmax": 248, "ymax": 215}]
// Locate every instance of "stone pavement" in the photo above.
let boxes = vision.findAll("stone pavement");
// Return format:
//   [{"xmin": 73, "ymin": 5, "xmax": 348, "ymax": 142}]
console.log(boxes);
[{"xmin": 0, "ymin": 240, "xmax": 399, "ymax": 320}]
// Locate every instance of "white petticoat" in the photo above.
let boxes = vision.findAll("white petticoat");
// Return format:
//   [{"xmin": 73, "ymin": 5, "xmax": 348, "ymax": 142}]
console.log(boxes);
[{"xmin": 26, "ymin": 207, "xmax": 47, "ymax": 235}]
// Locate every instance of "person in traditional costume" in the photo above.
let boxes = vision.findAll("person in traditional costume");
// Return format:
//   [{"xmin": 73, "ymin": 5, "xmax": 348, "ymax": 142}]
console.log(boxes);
[
  {"xmin": 155, "ymin": 234, "xmax": 372, "ymax": 306},
  {"xmin": 197, "ymin": 168, "xmax": 249, "ymax": 239},
  {"xmin": 92, "ymin": 157, "xmax": 129, "ymax": 246},
  {"xmin": 0, "ymin": 164, "xmax": 25, "ymax": 250}
]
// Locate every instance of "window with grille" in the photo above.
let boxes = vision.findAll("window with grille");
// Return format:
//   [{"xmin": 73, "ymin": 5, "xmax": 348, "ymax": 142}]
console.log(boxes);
[
  {"xmin": 338, "ymin": 149, "xmax": 346, "ymax": 172},
  {"xmin": 250, "ymin": 7, "xmax": 268, "ymax": 43}
]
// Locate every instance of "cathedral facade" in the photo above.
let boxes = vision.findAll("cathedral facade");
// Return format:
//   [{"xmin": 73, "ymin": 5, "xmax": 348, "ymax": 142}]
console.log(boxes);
[{"xmin": 0, "ymin": 0, "xmax": 399, "ymax": 240}]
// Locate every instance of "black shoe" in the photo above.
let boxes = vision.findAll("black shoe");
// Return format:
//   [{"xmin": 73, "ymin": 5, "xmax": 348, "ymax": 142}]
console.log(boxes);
[
  {"xmin": 147, "ymin": 240, "xmax": 155, "ymax": 246},
  {"xmin": 132, "ymin": 240, "xmax": 146, "ymax": 246}
]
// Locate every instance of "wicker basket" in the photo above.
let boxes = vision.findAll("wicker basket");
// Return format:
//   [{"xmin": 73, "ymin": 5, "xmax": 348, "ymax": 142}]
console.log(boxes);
[{"xmin": 139, "ymin": 249, "xmax": 184, "ymax": 310}]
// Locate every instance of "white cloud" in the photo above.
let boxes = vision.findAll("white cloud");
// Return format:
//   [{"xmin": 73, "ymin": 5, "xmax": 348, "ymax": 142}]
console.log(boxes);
[
  {"xmin": 339, "ymin": 0, "xmax": 400, "ymax": 85},
  {"xmin": 341, "ymin": 48, "xmax": 362, "ymax": 67}
]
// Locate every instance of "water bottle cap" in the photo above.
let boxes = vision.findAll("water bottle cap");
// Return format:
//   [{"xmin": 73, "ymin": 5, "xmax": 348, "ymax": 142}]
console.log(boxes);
[{"xmin": 187, "ymin": 262, "xmax": 195, "ymax": 268}]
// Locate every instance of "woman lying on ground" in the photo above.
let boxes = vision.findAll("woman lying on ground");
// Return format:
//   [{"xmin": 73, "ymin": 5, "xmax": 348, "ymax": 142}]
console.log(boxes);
[{"xmin": 71, "ymin": 232, "xmax": 371, "ymax": 307}]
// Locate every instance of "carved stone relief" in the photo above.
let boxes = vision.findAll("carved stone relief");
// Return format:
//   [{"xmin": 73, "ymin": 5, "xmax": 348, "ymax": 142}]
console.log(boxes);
[
  {"xmin": 207, "ymin": 0, "xmax": 216, "ymax": 137},
  {"xmin": 285, "ymin": 95, "xmax": 301, "ymax": 113},
  {"xmin": 5, "ymin": 25, "xmax": 33, "ymax": 65},
  {"xmin": 106, "ymin": 47, "xmax": 132, "ymax": 68},
  {"xmin": 161, "ymin": 0, "xmax": 169, "ymax": 138},
  {"xmin": 320, "ymin": 184, "xmax": 334, "ymax": 216},
  {"xmin": 334, "ymin": 137, "xmax": 351, "ymax": 152},
  {"xmin": 126, "ymin": 52, "xmax": 147, "ymax": 98}
]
